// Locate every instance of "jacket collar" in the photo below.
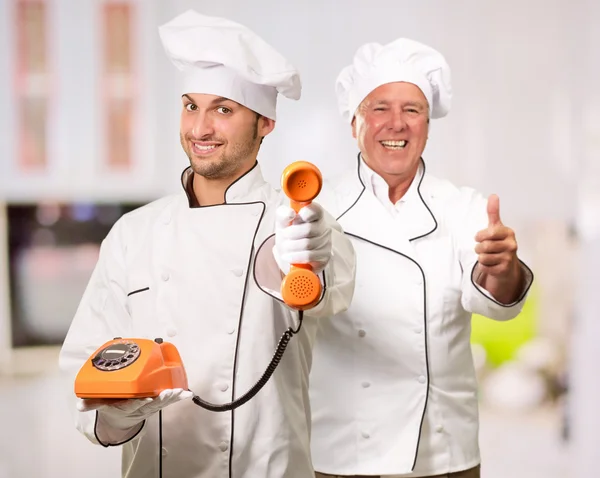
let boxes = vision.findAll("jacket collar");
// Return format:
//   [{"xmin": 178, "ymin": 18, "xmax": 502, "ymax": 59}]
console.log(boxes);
[
  {"xmin": 358, "ymin": 154, "xmax": 422, "ymax": 207},
  {"xmin": 336, "ymin": 154, "xmax": 437, "ymax": 255},
  {"xmin": 180, "ymin": 161, "xmax": 268, "ymax": 207}
]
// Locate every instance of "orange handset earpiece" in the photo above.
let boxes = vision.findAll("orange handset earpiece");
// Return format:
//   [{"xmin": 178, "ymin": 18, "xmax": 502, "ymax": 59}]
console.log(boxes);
[{"xmin": 280, "ymin": 161, "xmax": 324, "ymax": 310}]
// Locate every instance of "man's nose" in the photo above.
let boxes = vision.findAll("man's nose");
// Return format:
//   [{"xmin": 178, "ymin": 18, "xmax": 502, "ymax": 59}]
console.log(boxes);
[
  {"xmin": 192, "ymin": 111, "xmax": 215, "ymax": 138},
  {"xmin": 388, "ymin": 110, "xmax": 406, "ymax": 132}
]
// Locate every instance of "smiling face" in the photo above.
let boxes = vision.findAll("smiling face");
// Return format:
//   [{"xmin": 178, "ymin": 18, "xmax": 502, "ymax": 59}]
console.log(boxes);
[
  {"xmin": 179, "ymin": 93, "xmax": 275, "ymax": 180},
  {"xmin": 352, "ymin": 82, "xmax": 430, "ymax": 184}
]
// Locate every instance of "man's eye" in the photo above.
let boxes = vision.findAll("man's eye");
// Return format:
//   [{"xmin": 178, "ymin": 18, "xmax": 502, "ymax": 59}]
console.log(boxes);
[
  {"xmin": 217, "ymin": 106, "xmax": 232, "ymax": 114},
  {"xmin": 185, "ymin": 103, "xmax": 197, "ymax": 112}
]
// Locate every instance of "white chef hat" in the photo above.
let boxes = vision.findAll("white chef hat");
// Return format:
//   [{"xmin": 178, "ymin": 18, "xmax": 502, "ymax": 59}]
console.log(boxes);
[
  {"xmin": 158, "ymin": 10, "xmax": 301, "ymax": 120},
  {"xmin": 336, "ymin": 38, "xmax": 452, "ymax": 123}
]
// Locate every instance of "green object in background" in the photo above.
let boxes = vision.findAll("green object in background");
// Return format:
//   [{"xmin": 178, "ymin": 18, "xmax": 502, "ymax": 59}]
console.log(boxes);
[{"xmin": 470, "ymin": 284, "xmax": 538, "ymax": 367}]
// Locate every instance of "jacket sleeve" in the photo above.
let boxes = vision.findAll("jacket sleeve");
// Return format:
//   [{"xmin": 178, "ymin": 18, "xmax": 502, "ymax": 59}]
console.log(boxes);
[
  {"xmin": 58, "ymin": 218, "xmax": 146, "ymax": 447},
  {"xmin": 253, "ymin": 206, "xmax": 356, "ymax": 319},
  {"xmin": 453, "ymin": 189, "xmax": 534, "ymax": 321}
]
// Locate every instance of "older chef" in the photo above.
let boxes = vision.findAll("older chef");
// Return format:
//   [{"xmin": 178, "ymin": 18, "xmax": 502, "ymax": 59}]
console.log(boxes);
[
  {"xmin": 59, "ymin": 10, "xmax": 355, "ymax": 478},
  {"xmin": 309, "ymin": 38, "xmax": 533, "ymax": 478}
]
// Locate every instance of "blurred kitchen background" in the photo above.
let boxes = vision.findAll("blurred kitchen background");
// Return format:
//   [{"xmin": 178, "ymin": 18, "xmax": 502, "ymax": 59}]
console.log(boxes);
[{"xmin": 0, "ymin": 0, "xmax": 599, "ymax": 476}]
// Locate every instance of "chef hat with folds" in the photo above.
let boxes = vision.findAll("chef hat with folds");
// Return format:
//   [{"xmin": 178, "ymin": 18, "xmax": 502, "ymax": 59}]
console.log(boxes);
[
  {"xmin": 158, "ymin": 10, "xmax": 301, "ymax": 120},
  {"xmin": 336, "ymin": 38, "xmax": 452, "ymax": 123}
]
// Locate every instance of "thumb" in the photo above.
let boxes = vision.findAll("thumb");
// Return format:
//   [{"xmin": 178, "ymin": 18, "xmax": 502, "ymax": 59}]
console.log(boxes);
[{"xmin": 487, "ymin": 194, "xmax": 502, "ymax": 227}]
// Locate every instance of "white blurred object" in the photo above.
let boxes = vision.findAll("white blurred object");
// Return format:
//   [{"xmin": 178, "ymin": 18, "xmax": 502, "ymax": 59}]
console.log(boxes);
[
  {"xmin": 575, "ymin": 189, "xmax": 600, "ymax": 241},
  {"xmin": 516, "ymin": 337, "xmax": 561, "ymax": 374},
  {"xmin": 482, "ymin": 361, "xmax": 547, "ymax": 411}
]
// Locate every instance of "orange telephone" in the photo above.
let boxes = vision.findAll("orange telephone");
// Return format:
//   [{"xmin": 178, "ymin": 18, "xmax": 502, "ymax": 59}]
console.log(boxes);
[
  {"xmin": 74, "ymin": 161, "xmax": 323, "ymax": 410},
  {"xmin": 280, "ymin": 161, "xmax": 323, "ymax": 310},
  {"xmin": 75, "ymin": 337, "xmax": 188, "ymax": 399}
]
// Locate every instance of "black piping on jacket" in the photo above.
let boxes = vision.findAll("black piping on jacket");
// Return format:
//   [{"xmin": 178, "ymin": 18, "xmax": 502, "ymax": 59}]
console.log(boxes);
[
  {"xmin": 181, "ymin": 161, "xmax": 268, "ymax": 478},
  {"xmin": 336, "ymin": 153, "xmax": 436, "ymax": 472},
  {"xmin": 93, "ymin": 162, "xmax": 267, "ymax": 478},
  {"xmin": 335, "ymin": 153, "xmax": 534, "ymax": 471}
]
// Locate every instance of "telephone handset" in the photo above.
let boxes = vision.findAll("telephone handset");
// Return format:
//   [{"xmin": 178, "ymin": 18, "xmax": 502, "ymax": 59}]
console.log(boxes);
[
  {"xmin": 74, "ymin": 161, "xmax": 323, "ymax": 411},
  {"xmin": 280, "ymin": 160, "xmax": 323, "ymax": 310}
]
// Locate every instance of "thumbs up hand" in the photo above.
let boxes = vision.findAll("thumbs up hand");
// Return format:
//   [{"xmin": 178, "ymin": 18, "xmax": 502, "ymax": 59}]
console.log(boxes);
[{"xmin": 474, "ymin": 194, "xmax": 520, "ymax": 280}]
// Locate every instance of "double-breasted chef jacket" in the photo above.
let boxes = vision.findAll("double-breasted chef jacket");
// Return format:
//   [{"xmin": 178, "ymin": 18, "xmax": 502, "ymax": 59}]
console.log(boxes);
[
  {"xmin": 309, "ymin": 155, "xmax": 533, "ymax": 477},
  {"xmin": 59, "ymin": 162, "xmax": 356, "ymax": 478}
]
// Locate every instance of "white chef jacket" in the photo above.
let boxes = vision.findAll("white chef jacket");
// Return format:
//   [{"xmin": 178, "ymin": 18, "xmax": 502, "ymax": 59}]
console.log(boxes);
[
  {"xmin": 58, "ymin": 162, "xmax": 356, "ymax": 478},
  {"xmin": 309, "ymin": 155, "xmax": 533, "ymax": 477}
]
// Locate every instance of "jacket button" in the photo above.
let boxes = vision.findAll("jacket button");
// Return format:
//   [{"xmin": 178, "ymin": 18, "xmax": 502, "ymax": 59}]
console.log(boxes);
[
  {"xmin": 231, "ymin": 269, "xmax": 244, "ymax": 277},
  {"xmin": 361, "ymin": 382, "xmax": 370, "ymax": 388},
  {"xmin": 358, "ymin": 329, "xmax": 366, "ymax": 338},
  {"xmin": 415, "ymin": 327, "xmax": 423, "ymax": 334},
  {"xmin": 361, "ymin": 431, "xmax": 370, "ymax": 439},
  {"xmin": 436, "ymin": 425, "xmax": 444, "ymax": 433},
  {"xmin": 418, "ymin": 375, "xmax": 426, "ymax": 384},
  {"xmin": 227, "ymin": 326, "xmax": 235, "ymax": 335},
  {"xmin": 220, "ymin": 383, "xmax": 229, "ymax": 392},
  {"xmin": 167, "ymin": 327, "xmax": 177, "ymax": 337},
  {"xmin": 161, "ymin": 447, "xmax": 168, "ymax": 456},
  {"xmin": 162, "ymin": 214, "xmax": 171, "ymax": 225},
  {"xmin": 161, "ymin": 272, "xmax": 170, "ymax": 282},
  {"xmin": 219, "ymin": 441, "xmax": 229, "ymax": 452}
]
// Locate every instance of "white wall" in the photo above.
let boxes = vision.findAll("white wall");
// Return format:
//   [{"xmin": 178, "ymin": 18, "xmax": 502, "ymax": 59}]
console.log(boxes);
[{"xmin": 568, "ymin": 0, "xmax": 600, "ymax": 476}]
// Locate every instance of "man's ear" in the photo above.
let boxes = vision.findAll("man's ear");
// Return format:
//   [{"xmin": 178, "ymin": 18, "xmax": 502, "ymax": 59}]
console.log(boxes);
[
  {"xmin": 258, "ymin": 116, "xmax": 276, "ymax": 137},
  {"xmin": 351, "ymin": 117, "xmax": 357, "ymax": 139}
]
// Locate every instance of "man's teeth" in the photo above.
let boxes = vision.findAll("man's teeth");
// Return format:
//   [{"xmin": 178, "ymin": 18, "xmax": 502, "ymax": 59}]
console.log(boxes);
[
  {"xmin": 194, "ymin": 144, "xmax": 218, "ymax": 151},
  {"xmin": 380, "ymin": 140, "xmax": 407, "ymax": 149}
]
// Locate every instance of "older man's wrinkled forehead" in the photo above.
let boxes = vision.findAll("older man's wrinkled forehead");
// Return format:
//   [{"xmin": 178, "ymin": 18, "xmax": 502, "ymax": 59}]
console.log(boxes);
[{"xmin": 356, "ymin": 82, "xmax": 430, "ymax": 117}]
